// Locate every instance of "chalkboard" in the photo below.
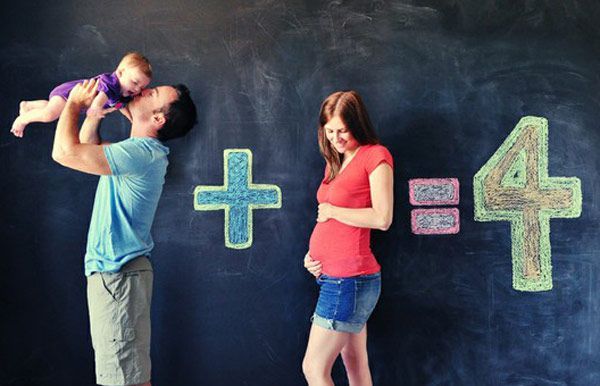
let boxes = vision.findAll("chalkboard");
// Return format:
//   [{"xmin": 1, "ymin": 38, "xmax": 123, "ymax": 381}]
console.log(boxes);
[{"xmin": 1, "ymin": 1, "xmax": 600, "ymax": 385}]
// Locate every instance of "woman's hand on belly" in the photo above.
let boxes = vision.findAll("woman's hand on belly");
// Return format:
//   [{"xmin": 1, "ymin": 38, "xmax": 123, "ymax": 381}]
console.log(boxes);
[
  {"xmin": 303, "ymin": 252, "xmax": 322, "ymax": 277},
  {"xmin": 317, "ymin": 203, "xmax": 334, "ymax": 223}
]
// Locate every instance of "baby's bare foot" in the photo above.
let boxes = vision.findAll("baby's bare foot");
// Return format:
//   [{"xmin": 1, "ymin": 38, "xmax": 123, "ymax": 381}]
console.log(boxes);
[{"xmin": 10, "ymin": 117, "xmax": 26, "ymax": 138}]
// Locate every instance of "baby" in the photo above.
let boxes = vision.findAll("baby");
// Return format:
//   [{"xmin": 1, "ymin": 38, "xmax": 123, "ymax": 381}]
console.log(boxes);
[{"xmin": 11, "ymin": 52, "xmax": 152, "ymax": 137}]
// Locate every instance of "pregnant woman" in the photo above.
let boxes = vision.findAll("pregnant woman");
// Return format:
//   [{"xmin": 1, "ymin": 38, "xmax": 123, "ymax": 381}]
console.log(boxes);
[{"xmin": 302, "ymin": 90, "xmax": 394, "ymax": 386}]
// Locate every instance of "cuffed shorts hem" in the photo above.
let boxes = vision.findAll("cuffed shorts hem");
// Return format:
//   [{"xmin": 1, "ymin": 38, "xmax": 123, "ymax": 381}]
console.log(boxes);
[
  {"xmin": 311, "ymin": 313, "xmax": 365, "ymax": 334},
  {"xmin": 310, "ymin": 272, "xmax": 381, "ymax": 334}
]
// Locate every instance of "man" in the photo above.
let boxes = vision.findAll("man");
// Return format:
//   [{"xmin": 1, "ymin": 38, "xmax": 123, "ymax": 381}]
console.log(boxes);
[{"xmin": 52, "ymin": 79, "xmax": 197, "ymax": 386}]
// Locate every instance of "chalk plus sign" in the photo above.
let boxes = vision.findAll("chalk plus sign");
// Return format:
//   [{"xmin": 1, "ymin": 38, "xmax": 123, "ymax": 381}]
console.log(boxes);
[{"xmin": 194, "ymin": 149, "xmax": 282, "ymax": 249}]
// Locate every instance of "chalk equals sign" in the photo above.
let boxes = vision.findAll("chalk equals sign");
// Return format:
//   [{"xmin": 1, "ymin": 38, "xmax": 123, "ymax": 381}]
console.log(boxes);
[{"xmin": 409, "ymin": 178, "xmax": 460, "ymax": 235}]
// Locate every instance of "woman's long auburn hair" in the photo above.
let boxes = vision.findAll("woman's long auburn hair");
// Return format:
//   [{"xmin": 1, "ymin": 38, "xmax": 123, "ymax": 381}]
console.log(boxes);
[{"xmin": 318, "ymin": 90, "xmax": 380, "ymax": 182}]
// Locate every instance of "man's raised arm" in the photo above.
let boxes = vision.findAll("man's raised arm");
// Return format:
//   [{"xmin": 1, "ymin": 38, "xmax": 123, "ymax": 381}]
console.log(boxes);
[
  {"xmin": 79, "ymin": 115, "xmax": 103, "ymax": 145},
  {"xmin": 52, "ymin": 79, "xmax": 112, "ymax": 175}
]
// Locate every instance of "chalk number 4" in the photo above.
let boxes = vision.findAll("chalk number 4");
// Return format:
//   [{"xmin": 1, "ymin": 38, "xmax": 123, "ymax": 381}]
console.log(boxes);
[{"xmin": 473, "ymin": 117, "xmax": 582, "ymax": 292}]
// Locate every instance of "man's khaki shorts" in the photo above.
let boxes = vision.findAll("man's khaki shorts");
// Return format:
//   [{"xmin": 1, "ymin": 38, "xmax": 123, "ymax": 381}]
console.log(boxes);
[{"xmin": 87, "ymin": 257, "xmax": 153, "ymax": 386}]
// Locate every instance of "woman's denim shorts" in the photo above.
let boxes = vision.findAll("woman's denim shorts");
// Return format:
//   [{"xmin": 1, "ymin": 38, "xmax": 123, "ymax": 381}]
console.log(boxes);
[{"xmin": 311, "ymin": 272, "xmax": 381, "ymax": 334}]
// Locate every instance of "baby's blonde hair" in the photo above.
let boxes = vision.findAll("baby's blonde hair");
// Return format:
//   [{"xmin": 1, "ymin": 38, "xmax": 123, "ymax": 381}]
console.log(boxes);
[{"xmin": 117, "ymin": 52, "xmax": 152, "ymax": 78}]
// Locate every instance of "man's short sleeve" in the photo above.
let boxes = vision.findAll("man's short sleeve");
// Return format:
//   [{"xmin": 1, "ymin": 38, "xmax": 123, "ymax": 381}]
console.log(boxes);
[
  {"xmin": 103, "ymin": 139, "xmax": 152, "ymax": 176},
  {"xmin": 364, "ymin": 145, "xmax": 394, "ymax": 175}
]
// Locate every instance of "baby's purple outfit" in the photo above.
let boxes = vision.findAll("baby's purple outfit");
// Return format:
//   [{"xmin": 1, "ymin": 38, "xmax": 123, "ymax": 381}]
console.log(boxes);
[{"xmin": 49, "ymin": 72, "xmax": 131, "ymax": 109}]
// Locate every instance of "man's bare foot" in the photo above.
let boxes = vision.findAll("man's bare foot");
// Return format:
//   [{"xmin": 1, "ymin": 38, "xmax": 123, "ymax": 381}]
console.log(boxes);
[{"xmin": 11, "ymin": 117, "xmax": 26, "ymax": 137}]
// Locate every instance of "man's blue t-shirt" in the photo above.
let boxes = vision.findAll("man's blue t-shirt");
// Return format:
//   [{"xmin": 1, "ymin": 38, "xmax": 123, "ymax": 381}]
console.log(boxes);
[{"xmin": 84, "ymin": 137, "xmax": 169, "ymax": 276}]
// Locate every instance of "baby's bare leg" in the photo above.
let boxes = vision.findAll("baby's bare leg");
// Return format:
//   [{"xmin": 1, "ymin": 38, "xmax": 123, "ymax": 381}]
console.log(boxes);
[
  {"xmin": 20, "ymin": 100, "xmax": 49, "ymax": 114},
  {"xmin": 11, "ymin": 96, "xmax": 66, "ymax": 138}
]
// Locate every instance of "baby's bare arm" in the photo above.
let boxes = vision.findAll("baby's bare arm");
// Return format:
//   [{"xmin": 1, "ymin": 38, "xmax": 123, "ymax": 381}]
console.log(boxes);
[{"xmin": 87, "ymin": 91, "xmax": 108, "ymax": 118}]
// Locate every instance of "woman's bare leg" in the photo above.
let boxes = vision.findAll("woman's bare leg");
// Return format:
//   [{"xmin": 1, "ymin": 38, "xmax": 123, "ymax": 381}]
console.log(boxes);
[
  {"xmin": 341, "ymin": 325, "xmax": 372, "ymax": 386},
  {"xmin": 303, "ymin": 324, "xmax": 351, "ymax": 386}
]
